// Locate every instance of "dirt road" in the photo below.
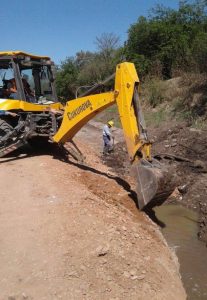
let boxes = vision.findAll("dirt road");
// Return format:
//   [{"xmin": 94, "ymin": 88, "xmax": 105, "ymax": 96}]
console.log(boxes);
[{"xmin": 0, "ymin": 141, "xmax": 186, "ymax": 299}]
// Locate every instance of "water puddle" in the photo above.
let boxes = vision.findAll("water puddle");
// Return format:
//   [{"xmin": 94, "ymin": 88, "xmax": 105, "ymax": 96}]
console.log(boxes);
[{"xmin": 154, "ymin": 205, "xmax": 207, "ymax": 300}]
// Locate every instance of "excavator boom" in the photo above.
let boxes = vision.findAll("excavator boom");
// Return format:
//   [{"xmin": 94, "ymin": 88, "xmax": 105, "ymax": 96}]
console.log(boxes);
[
  {"xmin": 53, "ymin": 63, "xmax": 150, "ymax": 160},
  {"xmin": 53, "ymin": 63, "xmax": 174, "ymax": 209}
]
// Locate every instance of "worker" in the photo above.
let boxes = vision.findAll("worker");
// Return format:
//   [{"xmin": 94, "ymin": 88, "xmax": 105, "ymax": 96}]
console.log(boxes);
[
  {"xmin": 0, "ymin": 110, "xmax": 17, "ymax": 117},
  {"xmin": 102, "ymin": 120, "xmax": 114, "ymax": 155},
  {"xmin": 4, "ymin": 78, "xmax": 18, "ymax": 99},
  {"xmin": 22, "ymin": 75, "xmax": 36, "ymax": 103},
  {"xmin": 4, "ymin": 77, "xmax": 35, "ymax": 102}
]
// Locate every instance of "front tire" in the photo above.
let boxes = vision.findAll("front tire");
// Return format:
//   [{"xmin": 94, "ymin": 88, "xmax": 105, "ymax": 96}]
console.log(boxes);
[{"xmin": 27, "ymin": 137, "xmax": 50, "ymax": 150}]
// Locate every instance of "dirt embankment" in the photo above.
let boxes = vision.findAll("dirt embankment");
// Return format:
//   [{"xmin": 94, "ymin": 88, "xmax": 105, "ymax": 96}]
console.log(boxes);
[
  {"xmin": 101, "ymin": 121, "xmax": 207, "ymax": 244},
  {"xmin": 150, "ymin": 123, "xmax": 207, "ymax": 243},
  {"xmin": 0, "ymin": 143, "xmax": 186, "ymax": 299}
]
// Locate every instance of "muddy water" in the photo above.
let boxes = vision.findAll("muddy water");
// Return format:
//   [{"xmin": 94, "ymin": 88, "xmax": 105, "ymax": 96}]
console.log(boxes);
[{"xmin": 154, "ymin": 205, "xmax": 207, "ymax": 300}]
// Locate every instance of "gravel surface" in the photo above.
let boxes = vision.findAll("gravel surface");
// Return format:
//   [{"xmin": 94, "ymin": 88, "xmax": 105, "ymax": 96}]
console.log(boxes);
[{"xmin": 0, "ymin": 140, "xmax": 186, "ymax": 299}]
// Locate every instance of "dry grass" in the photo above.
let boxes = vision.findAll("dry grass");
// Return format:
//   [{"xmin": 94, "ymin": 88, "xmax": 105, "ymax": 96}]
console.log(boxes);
[
  {"xmin": 94, "ymin": 72, "xmax": 207, "ymax": 130},
  {"xmin": 142, "ymin": 72, "xmax": 207, "ymax": 126}
]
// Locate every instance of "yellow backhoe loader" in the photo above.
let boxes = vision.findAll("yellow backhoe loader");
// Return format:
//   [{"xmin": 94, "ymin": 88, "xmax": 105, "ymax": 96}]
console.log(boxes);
[{"xmin": 0, "ymin": 51, "xmax": 174, "ymax": 209}]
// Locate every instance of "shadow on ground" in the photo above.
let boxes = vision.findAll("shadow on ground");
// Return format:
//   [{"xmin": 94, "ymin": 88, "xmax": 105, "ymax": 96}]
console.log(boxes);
[{"xmin": 0, "ymin": 142, "xmax": 166, "ymax": 228}]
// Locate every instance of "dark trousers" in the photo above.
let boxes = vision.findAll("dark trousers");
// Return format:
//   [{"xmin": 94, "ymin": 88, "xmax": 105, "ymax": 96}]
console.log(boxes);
[{"xmin": 103, "ymin": 135, "xmax": 112, "ymax": 154}]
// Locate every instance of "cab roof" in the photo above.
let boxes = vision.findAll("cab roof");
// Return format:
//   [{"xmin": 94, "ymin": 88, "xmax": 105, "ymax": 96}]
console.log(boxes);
[{"xmin": 0, "ymin": 51, "xmax": 50, "ymax": 60}]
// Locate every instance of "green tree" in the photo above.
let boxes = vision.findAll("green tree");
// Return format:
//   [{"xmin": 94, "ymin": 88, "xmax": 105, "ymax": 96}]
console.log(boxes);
[
  {"xmin": 56, "ymin": 33, "xmax": 123, "ymax": 99},
  {"xmin": 76, "ymin": 33, "xmax": 122, "ymax": 93},
  {"xmin": 192, "ymin": 31, "xmax": 207, "ymax": 72},
  {"xmin": 55, "ymin": 57, "xmax": 78, "ymax": 100},
  {"xmin": 125, "ymin": 0, "xmax": 207, "ymax": 78}
]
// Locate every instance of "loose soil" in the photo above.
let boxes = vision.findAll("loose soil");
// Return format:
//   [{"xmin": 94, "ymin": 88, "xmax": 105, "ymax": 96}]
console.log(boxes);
[
  {"xmin": 91, "ymin": 120, "xmax": 207, "ymax": 245},
  {"xmin": 0, "ymin": 141, "xmax": 186, "ymax": 299}
]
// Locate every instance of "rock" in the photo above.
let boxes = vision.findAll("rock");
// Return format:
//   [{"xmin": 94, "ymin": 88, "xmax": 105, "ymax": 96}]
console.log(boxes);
[
  {"xmin": 165, "ymin": 144, "xmax": 170, "ymax": 148},
  {"xmin": 130, "ymin": 269, "xmax": 137, "ymax": 276},
  {"xmin": 137, "ymin": 275, "xmax": 146, "ymax": 280},
  {"xmin": 96, "ymin": 244, "xmax": 109, "ymax": 256},
  {"xmin": 131, "ymin": 275, "xmax": 138, "ymax": 280},
  {"xmin": 67, "ymin": 271, "xmax": 79, "ymax": 278},
  {"xmin": 189, "ymin": 127, "xmax": 202, "ymax": 133},
  {"xmin": 193, "ymin": 160, "xmax": 206, "ymax": 169},
  {"xmin": 134, "ymin": 233, "xmax": 140, "ymax": 238},
  {"xmin": 178, "ymin": 184, "xmax": 188, "ymax": 194}
]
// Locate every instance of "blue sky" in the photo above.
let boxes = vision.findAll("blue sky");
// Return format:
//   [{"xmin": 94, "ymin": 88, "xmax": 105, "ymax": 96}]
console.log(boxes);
[{"xmin": 0, "ymin": 0, "xmax": 179, "ymax": 64}]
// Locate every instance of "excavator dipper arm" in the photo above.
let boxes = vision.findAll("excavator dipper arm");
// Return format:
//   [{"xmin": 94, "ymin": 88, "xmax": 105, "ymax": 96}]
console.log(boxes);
[
  {"xmin": 53, "ymin": 63, "xmax": 150, "ymax": 161},
  {"xmin": 53, "ymin": 63, "xmax": 174, "ymax": 209}
]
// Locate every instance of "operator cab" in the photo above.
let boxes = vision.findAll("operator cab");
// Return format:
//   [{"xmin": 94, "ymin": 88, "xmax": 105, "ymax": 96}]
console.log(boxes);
[{"xmin": 0, "ymin": 51, "xmax": 58, "ymax": 104}]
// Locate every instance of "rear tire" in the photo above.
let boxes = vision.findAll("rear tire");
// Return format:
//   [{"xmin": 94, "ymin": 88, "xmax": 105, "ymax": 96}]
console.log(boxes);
[{"xmin": 0, "ymin": 119, "xmax": 13, "ymax": 138}]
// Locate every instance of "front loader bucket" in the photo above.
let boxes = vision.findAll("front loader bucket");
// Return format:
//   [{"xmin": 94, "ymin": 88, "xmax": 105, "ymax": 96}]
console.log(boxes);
[{"xmin": 131, "ymin": 159, "xmax": 175, "ymax": 210}]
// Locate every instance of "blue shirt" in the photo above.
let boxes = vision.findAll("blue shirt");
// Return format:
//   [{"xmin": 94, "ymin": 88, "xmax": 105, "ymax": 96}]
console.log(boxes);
[
  {"xmin": 103, "ymin": 124, "xmax": 111, "ymax": 137},
  {"xmin": 0, "ymin": 110, "xmax": 8, "ymax": 116}
]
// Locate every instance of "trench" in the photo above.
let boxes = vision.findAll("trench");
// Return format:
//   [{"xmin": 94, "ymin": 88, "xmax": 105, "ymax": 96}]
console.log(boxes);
[{"xmin": 154, "ymin": 205, "xmax": 207, "ymax": 300}]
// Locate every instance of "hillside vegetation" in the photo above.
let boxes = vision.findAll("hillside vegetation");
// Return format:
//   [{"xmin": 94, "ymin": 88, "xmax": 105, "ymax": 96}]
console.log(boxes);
[{"xmin": 56, "ymin": 0, "xmax": 207, "ymax": 125}]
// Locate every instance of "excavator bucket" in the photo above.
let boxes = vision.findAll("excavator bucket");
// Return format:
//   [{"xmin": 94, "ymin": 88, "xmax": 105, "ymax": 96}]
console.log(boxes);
[{"xmin": 131, "ymin": 159, "xmax": 175, "ymax": 210}]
